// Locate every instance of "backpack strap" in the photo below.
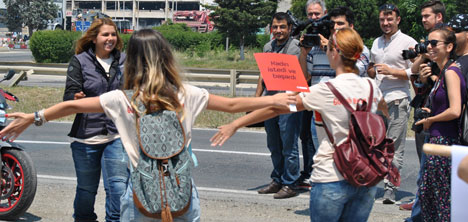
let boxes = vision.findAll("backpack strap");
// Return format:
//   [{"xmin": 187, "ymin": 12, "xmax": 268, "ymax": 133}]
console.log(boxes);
[
  {"xmin": 325, "ymin": 82, "xmax": 354, "ymax": 113},
  {"xmin": 322, "ymin": 79, "xmax": 375, "ymax": 146}
]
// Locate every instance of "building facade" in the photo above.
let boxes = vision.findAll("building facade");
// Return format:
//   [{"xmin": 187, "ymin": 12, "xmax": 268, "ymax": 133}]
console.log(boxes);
[{"xmin": 66, "ymin": 0, "xmax": 215, "ymax": 29}]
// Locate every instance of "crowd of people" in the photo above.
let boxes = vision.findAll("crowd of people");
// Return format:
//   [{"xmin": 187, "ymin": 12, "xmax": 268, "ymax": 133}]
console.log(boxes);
[{"xmin": 0, "ymin": 0, "xmax": 467, "ymax": 221}]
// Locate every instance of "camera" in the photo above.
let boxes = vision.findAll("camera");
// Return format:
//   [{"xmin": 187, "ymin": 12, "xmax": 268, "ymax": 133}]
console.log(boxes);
[
  {"xmin": 290, "ymin": 14, "xmax": 334, "ymax": 48},
  {"xmin": 402, "ymin": 42, "xmax": 429, "ymax": 60},
  {"xmin": 411, "ymin": 108, "xmax": 430, "ymax": 133}
]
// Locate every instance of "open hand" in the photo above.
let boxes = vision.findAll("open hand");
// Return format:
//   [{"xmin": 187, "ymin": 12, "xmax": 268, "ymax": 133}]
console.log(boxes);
[
  {"xmin": 210, "ymin": 123, "xmax": 238, "ymax": 147},
  {"xmin": 0, "ymin": 112, "xmax": 34, "ymax": 142}
]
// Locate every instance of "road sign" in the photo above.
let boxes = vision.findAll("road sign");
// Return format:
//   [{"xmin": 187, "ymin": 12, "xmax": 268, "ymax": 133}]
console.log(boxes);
[{"xmin": 75, "ymin": 21, "xmax": 91, "ymax": 32}]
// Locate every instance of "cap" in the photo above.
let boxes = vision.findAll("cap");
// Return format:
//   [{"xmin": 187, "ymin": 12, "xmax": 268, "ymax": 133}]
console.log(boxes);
[{"xmin": 447, "ymin": 14, "xmax": 468, "ymax": 33}]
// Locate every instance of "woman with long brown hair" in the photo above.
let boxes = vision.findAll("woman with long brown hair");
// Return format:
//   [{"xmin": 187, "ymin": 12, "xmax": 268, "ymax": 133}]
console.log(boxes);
[
  {"xmin": 63, "ymin": 18, "xmax": 128, "ymax": 221},
  {"xmin": 0, "ymin": 29, "xmax": 296, "ymax": 221},
  {"xmin": 211, "ymin": 28, "xmax": 388, "ymax": 222},
  {"xmin": 415, "ymin": 26, "xmax": 466, "ymax": 221}
]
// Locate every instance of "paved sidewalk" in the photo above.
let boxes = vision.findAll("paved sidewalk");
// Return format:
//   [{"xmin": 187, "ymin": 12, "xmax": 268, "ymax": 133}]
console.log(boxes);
[{"xmin": 17, "ymin": 178, "xmax": 410, "ymax": 222}]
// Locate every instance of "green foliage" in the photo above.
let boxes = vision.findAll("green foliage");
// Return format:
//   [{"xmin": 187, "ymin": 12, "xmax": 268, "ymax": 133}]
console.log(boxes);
[
  {"xmin": 290, "ymin": 0, "xmax": 308, "ymax": 21},
  {"xmin": 153, "ymin": 23, "xmax": 223, "ymax": 51},
  {"xmin": 206, "ymin": 0, "xmax": 278, "ymax": 60},
  {"xmin": 120, "ymin": 34, "xmax": 132, "ymax": 52},
  {"xmin": 256, "ymin": 34, "xmax": 271, "ymax": 49},
  {"xmin": 4, "ymin": 0, "xmax": 59, "ymax": 36},
  {"xmin": 2, "ymin": 0, "xmax": 22, "ymax": 32},
  {"xmin": 29, "ymin": 30, "xmax": 81, "ymax": 63}
]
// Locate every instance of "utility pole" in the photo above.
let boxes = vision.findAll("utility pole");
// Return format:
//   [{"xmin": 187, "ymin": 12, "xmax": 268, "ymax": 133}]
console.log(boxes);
[{"xmin": 165, "ymin": 0, "xmax": 168, "ymax": 22}]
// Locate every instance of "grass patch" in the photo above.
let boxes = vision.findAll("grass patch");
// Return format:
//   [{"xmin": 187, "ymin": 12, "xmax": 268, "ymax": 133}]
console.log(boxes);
[
  {"xmin": 175, "ymin": 48, "xmax": 261, "ymax": 70},
  {"xmin": 4, "ymin": 86, "xmax": 75, "ymax": 122}
]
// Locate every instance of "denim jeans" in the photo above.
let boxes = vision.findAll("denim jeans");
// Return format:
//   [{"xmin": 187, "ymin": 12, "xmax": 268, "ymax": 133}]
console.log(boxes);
[
  {"xmin": 71, "ymin": 138, "xmax": 129, "ymax": 222},
  {"xmin": 309, "ymin": 180, "xmax": 377, "ymax": 222},
  {"xmin": 264, "ymin": 112, "xmax": 301, "ymax": 185},
  {"xmin": 300, "ymin": 111, "xmax": 318, "ymax": 180},
  {"xmin": 121, "ymin": 179, "xmax": 201, "ymax": 222}
]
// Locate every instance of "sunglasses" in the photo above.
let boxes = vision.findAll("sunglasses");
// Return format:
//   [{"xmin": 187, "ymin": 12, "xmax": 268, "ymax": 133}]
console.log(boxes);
[
  {"xmin": 426, "ymin": 39, "xmax": 449, "ymax": 47},
  {"xmin": 379, "ymin": 4, "xmax": 400, "ymax": 14}
]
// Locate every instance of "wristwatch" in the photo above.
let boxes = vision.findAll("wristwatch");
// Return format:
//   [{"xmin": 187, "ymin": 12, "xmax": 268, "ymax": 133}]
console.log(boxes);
[{"xmin": 34, "ymin": 111, "xmax": 43, "ymax": 126}]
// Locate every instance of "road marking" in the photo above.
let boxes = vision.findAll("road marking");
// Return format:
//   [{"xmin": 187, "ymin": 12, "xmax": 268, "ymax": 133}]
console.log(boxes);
[
  {"xmin": 16, "ymin": 140, "xmax": 69, "ymax": 145},
  {"xmin": 37, "ymin": 174, "xmax": 309, "ymax": 199},
  {"xmin": 15, "ymin": 140, "xmax": 279, "ymax": 157}
]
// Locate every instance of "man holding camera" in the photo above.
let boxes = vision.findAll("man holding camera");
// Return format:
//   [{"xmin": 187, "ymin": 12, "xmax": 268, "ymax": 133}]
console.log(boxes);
[
  {"xmin": 367, "ymin": 3, "xmax": 417, "ymax": 204},
  {"xmin": 399, "ymin": 1, "xmax": 446, "ymax": 216},
  {"xmin": 409, "ymin": 0, "xmax": 445, "ymax": 162},
  {"xmin": 254, "ymin": 12, "xmax": 302, "ymax": 199}
]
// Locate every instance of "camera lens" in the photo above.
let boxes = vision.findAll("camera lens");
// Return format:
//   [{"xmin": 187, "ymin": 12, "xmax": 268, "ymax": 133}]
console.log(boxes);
[{"xmin": 402, "ymin": 49, "xmax": 418, "ymax": 60}]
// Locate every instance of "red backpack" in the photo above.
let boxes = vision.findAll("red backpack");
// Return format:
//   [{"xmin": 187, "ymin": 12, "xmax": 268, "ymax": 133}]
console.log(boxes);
[{"xmin": 322, "ymin": 80, "xmax": 400, "ymax": 187}]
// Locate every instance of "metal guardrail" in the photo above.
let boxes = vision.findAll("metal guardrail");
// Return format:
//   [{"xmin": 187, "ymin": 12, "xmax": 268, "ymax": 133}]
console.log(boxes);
[{"xmin": 0, "ymin": 62, "xmax": 260, "ymax": 96}]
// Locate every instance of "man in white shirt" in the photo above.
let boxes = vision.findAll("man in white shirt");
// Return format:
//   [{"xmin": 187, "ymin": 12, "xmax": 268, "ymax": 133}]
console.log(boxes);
[{"xmin": 367, "ymin": 3, "xmax": 417, "ymax": 204}]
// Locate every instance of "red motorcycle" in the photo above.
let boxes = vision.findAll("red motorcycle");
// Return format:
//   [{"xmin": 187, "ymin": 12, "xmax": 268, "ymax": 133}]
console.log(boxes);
[{"xmin": 0, "ymin": 70, "xmax": 37, "ymax": 220}]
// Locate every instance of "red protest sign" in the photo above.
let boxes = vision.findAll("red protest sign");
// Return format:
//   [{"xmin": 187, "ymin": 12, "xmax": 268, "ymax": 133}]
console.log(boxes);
[{"xmin": 254, "ymin": 53, "xmax": 309, "ymax": 92}]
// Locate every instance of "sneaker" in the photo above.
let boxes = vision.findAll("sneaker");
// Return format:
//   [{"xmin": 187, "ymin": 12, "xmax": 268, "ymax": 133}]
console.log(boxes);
[
  {"xmin": 273, "ymin": 186, "xmax": 297, "ymax": 199},
  {"xmin": 294, "ymin": 178, "xmax": 311, "ymax": 190},
  {"xmin": 258, "ymin": 181, "xmax": 282, "ymax": 194},
  {"xmin": 399, "ymin": 200, "xmax": 414, "ymax": 211},
  {"xmin": 383, "ymin": 188, "xmax": 396, "ymax": 204}
]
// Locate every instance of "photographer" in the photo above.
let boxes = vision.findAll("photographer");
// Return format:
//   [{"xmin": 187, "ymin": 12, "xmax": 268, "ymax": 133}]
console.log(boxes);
[
  {"xmin": 367, "ymin": 3, "xmax": 417, "ymax": 205},
  {"xmin": 400, "ymin": 1, "xmax": 446, "ymax": 218}
]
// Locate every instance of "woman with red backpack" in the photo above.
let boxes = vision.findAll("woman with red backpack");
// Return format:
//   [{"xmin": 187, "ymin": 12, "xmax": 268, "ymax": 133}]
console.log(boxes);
[{"xmin": 210, "ymin": 28, "xmax": 389, "ymax": 222}]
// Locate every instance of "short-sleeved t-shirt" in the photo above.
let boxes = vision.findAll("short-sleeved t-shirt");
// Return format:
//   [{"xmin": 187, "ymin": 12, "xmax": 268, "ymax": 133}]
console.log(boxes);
[
  {"xmin": 299, "ymin": 74, "xmax": 383, "ymax": 183},
  {"xmin": 99, "ymin": 84, "xmax": 210, "ymax": 167}
]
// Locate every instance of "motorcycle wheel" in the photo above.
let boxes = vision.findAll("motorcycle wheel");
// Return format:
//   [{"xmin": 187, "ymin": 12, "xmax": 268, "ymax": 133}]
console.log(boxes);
[{"xmin": 0, "ymin": 148, "xmax": 37, "ymax": 220}]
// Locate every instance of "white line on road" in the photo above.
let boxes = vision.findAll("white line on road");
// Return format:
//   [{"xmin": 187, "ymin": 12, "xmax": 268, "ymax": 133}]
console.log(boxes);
[
  {"xmin": 37, "ymin": 174, "xmax": 309, "ymax": 199},
  {"xmin": 15, "ymin": 139, "xmax": 275, "ymax": 157}
]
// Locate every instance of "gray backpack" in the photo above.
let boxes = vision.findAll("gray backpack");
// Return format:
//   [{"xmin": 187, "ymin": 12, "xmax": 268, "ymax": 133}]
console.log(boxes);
[{"xmin": 124, "ymin": 90, "xmax": 193, "ymax": 221}]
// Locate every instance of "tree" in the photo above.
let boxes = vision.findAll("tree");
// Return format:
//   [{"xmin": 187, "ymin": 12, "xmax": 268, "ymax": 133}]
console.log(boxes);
[
  {"xmin": 2, "ymin": 0, "xmax": 23, "ymax": 32},
  {"xmin": 22, "ymin": 0, "xmax": 59, "ymax": 37},
  {"xmin": 207, "ymin": 0, "xmax": 277, "ymax": 60},
  {"xmin": 3, "ymin": 0, "xmax": 58, "ymax": 37}
]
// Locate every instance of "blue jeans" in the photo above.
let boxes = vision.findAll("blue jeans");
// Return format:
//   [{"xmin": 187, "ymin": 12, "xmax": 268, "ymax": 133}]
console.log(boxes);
[
  {"xmin": 309, "ymin": 180, "xmax": 377, "ymax": 222},
  {"xmin": 71, "ymin": 139, "xmax": 129, "ymax": 222},
  {"xmin": 300, "ymin": 111, "xmax": 317, "ymax": 179},
  {"xmin": 264, "ymin": 112, "xmax": 301, "ymax": 185},
  {"xmin": 121, "ymin": 179, "xmax": 201, "ymax": 222}
]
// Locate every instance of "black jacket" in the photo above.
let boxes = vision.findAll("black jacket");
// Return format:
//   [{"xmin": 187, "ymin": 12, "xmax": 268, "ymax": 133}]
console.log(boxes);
[{"xmin": 64, "ymin": 48, "xmax": 125, "ymax": 139}]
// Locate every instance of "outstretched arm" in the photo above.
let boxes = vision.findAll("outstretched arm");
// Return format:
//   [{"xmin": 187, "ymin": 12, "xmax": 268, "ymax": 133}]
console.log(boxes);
[
  {"xmin": 210, "ymin": 95, "xmax": 306, "ymax": 146},
  {"xmin": 206, "ymin": 92, "xmax": 296, "ymax": 113},
  {"xmin": 0, "ymin": 97, "xmax": 103, "ymax": 141}
]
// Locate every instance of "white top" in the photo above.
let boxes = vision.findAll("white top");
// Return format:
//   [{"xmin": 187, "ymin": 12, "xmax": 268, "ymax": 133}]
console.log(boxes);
[
  {"xmin": 96, "ymin": 55, "xmax": 114, "ymax": 77},
  {"xmin": 370, "ymin": 30, "xmax": 417, "ymax": 102},
  {"xmin": 99, "ymin": 84, "xmax": 210, "ymax": 167},
  {"xmin": 299, "ymin": 74, "xmax": 383, "ymax": 183}
]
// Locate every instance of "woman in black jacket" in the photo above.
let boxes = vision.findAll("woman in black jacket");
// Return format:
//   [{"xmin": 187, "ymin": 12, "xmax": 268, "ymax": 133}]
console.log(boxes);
[{"xmin": 63, "ymin": 18, "xmax": 128, "ymax": 222}]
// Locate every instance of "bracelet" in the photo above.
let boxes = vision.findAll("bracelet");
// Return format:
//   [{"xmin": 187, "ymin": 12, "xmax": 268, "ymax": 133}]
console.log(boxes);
[
  {"xmin": 38, "ymin": 109, "xmax": 48, "ymax": 123},
  {"xmin": 34, "ymin": 109, "xmax": 47, "ymax": 126}
]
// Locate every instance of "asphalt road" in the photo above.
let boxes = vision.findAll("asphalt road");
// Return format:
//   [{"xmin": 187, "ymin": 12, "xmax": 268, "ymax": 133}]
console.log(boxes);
[
  {"xmin": 0, "ymin": 49, "xmax": 34, "ymax": 62},
  {"xmin": 7, "ymin": 122, "xmax": 415, "ymax": 221},
  {"xmin": 0, "ymin": 49, "xmax": 414, "ymax": 221}
]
